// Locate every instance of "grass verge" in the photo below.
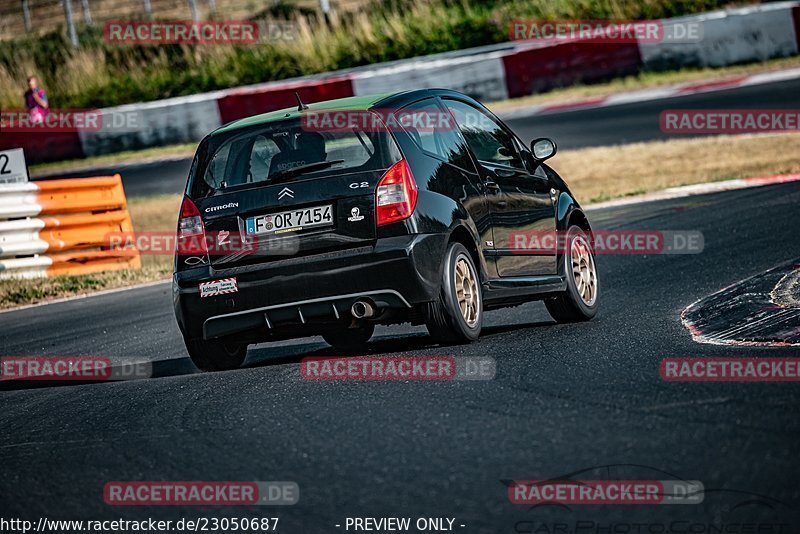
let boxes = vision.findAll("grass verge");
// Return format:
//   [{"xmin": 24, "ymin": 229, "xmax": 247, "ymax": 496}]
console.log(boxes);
[
  {"xmin": 551, "ymin": 133, "xmax": 800, "ymax": 203},
  {"xmin": 3, "ymin": 132, "xmax": 800, "ymax": 309}
]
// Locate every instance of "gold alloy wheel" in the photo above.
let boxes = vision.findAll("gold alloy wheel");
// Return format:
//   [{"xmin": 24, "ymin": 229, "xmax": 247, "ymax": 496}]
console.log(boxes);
[
  {"xmin": 455, "ymin": 254, "xmax": 480, "ymax": 327},
  {"xmin": 571, "ymin": 234, "xmax": 598, "ymax": 307}
]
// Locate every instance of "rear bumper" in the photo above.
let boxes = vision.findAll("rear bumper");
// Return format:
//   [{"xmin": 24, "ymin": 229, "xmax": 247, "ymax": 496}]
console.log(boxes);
[{"xmin": 173, "ymin": 233, "xmax": 447, "ymax": 340}]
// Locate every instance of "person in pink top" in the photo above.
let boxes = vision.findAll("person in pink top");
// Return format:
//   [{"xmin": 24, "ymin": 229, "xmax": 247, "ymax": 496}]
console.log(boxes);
[{"xmin": 25, "ymin": 76, "xmax": 49, "ymax": 124}]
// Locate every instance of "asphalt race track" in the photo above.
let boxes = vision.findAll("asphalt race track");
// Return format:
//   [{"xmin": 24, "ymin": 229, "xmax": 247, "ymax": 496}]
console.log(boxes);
[
  {"xmin": 2, "ymin": 180, "xmax": 799, "ymax": 530},
  {"xmin": 43, "ymin": 77, "xmax": 800, "ymax": 198},
  {"xmin": 506, "ymin": 77, "xmax": 800, "ymax": 148}
]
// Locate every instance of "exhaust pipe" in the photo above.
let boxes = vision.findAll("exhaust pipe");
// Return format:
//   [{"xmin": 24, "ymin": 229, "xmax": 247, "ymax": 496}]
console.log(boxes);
[{"xmin": 351, "ymin": 300, "xmax": 375, "ymax": 319}]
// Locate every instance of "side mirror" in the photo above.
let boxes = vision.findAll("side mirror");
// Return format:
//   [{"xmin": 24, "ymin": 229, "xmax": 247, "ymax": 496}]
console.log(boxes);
[{"xmin": 530, "ymin": 138, "xmax": 557, "ymax": 161}]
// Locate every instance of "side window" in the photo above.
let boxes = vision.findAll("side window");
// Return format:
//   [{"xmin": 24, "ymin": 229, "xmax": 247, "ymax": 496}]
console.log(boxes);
[
  {"xmin": 203, "ymin": 141, "xmax": 231, "ymax": 189},
  {"xmin": 396, "ymin": 98, "xmax": 475, "ymax": 173},
  {"xmin": 444, "ymin": 99, "xmax": 525, "ymax": 170},
  {"xmin": 322, "ymin": 131, "xmax": 375, "ymax": 166}
]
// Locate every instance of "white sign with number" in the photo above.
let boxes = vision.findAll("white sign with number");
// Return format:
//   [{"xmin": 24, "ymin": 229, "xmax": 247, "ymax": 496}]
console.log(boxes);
[{"xmin": 0, "ymin": 148, "xmax": 29, "ymax": 184}]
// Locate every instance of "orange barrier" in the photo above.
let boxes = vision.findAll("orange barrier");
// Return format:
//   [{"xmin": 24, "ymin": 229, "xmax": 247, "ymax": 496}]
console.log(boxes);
[
  {"xmin": 46, "ymin": 250, "xmax": 141, "ymax": 277},
  {"xmin": 39, "ymin": 211, "xmax": 135, "ymax": 252},
  {"xmin": 35, "ymin": 177, "xmax": 129, "ymax": 215},
  {"xmin": 0, "ymin": 175, "xmax": 141, "ymax": 278}
]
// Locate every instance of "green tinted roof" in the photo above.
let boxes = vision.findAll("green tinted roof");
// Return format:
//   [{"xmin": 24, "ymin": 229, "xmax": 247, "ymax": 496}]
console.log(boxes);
[{"xmin": 212, "ymin": 92, "xmax": 399, "ymax": 137}]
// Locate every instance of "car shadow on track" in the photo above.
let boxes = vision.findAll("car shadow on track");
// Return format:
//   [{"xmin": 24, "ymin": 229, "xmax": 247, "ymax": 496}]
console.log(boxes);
[
  {"xmin": 245, "ymin": 319, "xmax": 554, "ymax": 369},
  {"xmin": 0, "ymin": 321, "xmax": 554, "ymax": 391}
]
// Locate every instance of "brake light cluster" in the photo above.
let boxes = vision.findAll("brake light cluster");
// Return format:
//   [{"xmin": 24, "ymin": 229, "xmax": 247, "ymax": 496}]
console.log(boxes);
[
  {"xmin": 376, "ymin": 159, "xmax": 418, "ymax": 226},
  {"xmin": 177, "ymin": 196, "xmax": 208, "ymax": 255}
]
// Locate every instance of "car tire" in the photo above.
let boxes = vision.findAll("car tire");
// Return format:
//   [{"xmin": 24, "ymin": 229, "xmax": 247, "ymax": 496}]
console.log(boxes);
[
  {"xmin": 545, "ymin": 226, "xmax": 599, "ymax": 322},
  {"xmin": 425, "ymin": 242, "xmax": 483, "ymax": 344},
  {"xmin": 185, "ymin": 337, "xmax": 248, "ymax": 372},
  {"xmin": 322, "ymin": 323, "xmax": 375, "ymax": 352}
]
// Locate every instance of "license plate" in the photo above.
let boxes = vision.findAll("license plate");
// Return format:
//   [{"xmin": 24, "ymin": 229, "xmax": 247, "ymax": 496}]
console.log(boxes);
[{"xmin": 246, "ymin": 204, "xmax": 333, "ymax": 235}]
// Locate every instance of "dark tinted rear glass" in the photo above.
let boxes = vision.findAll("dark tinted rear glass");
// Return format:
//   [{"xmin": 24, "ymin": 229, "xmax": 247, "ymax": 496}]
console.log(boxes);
[{"xmin": 188, "ymin": 114, "xmax": 401, "ymax": 198}]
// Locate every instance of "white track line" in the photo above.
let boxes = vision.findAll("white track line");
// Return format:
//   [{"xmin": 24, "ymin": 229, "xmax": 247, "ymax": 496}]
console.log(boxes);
[{"xmin": 587, "ymin": 173, "xmax": 800, "ymax": 211}]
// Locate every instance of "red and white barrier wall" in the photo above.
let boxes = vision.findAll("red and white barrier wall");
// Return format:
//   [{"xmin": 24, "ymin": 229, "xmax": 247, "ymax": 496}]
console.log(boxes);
[
  {"xmin": 351, "ymin": 49, "xmax": 510, "ymax": 102},
  {"xmin": 639, "ymin": 2, "xmax": 800, "ymax": 70},
  {"xmin": 3, "ymin": 1, "xmax": 799, "ymax": 164},
  {"xmin": 79, "ymin": 93, "xmax": 224, "ymax": 157}
]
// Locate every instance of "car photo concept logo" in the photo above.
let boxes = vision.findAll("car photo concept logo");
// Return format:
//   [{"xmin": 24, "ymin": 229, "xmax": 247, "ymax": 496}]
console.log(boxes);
[{"xmin": 278, "ymin": 187, "xmax": 294, "ymax": 199}]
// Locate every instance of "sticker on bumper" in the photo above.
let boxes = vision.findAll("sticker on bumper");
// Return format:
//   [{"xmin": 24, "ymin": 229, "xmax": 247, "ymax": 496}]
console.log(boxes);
[{"xmin": 199, "ymin": 277, "xmax": 238, "ymax": 298}]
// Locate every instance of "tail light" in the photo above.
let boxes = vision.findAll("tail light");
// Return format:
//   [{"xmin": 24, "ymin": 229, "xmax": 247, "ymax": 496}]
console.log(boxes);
[
  {"xmin": 376, "ymin": 159, "xmax": 418, "ymax": 226},
  {"xmin": 177, "ymin": 196, "xmax": 208, "ymax": 256}
]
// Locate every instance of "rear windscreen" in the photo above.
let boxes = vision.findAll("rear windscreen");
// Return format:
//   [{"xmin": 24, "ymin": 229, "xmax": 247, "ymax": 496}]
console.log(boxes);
[{"xmin": 188, "ymin": 115, "xmax": 401, "ymax": 198}]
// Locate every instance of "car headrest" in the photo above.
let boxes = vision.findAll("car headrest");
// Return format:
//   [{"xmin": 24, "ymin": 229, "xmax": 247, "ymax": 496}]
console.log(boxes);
[
  {"xmin": 268, "ymin": 149, "xmax": 305, "ymax": 178},
  {"xmin": 297, "ymin": 131, "xmax": 326, "ymax": 161}
]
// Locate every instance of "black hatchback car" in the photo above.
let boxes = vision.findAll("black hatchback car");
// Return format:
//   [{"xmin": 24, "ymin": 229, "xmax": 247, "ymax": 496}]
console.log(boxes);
[{"xmin": 173, "ymin": 89, "xmax": 598, "ymax": 371}]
